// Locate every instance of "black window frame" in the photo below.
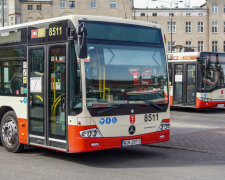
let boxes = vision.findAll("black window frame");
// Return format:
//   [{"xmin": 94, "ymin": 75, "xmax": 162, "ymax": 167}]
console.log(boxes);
[{"xmin": 28, "ymin": 5, "xmax": 33, "ymax": 10}]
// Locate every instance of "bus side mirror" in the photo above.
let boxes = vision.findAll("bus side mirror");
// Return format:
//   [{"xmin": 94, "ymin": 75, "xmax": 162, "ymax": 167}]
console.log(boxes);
[{"xmin": 78, "ymin": 22, "xmax": 88, "ymax": 59}]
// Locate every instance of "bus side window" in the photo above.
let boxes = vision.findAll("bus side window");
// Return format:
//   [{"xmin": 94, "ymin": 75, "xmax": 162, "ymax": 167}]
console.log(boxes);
[{"xmin": 0, "ymin": 61, "xmax": 24, "ymax": 95}]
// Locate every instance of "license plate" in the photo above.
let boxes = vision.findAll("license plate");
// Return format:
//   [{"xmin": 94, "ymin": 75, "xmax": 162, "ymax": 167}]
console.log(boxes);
[
  {"xmin": 122, "ymin": 138, "xmax": 142, "ymax": 147},
  {"xmin": 217, "ymin": 104, "xmax": 224, "ymax": 108}
]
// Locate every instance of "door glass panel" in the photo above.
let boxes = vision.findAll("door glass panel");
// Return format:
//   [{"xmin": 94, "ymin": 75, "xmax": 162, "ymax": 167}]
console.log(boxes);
[
  {"xmin": 29, "ymin": 48, "xmax": 45, "ymax": 135},
  {"xmin": 174, "ymin": 64, "xmax": 183, "ymax": 103},
  {"xmin": 168, "ymin": 63, "xmax": 173, "ymax": 86},
  {"xmin": 187, "ymin": 64, "xmax": 196, "ymax": 104},
  {"xmin": 49, "ymin": 45, "xmax": 66, "ymax": 139}
]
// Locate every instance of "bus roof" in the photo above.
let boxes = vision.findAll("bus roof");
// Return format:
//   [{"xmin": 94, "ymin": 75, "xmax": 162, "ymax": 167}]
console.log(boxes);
[{"xmin": 0, "ymin": 15, "xmax": 162, "ymax": 33}]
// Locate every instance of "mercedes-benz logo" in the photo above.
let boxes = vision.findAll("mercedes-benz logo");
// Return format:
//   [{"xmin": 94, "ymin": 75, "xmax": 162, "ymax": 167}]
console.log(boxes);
[{"xmin": 128, "ymin": 125, "xmax": 136, "ymax": 135}]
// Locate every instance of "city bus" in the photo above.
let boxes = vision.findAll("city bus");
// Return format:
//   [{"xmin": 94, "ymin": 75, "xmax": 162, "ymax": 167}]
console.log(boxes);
[
  {"xmin": 0, "ymin": 15, "xmax": 170, "ymax": 153},
  {"xmin": 168, "ymin": 52, "xmax": 225, "ymax": 108}
]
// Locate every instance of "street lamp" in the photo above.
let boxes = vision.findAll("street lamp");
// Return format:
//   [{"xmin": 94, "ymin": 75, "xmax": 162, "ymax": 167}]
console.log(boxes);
[
  {"xmin": 151, "ymin": 0, "xmax": 183, "ymax": 52},
  {"xmin": 1, "ymin": 0, "xmax": 4, "ymax": 27}
]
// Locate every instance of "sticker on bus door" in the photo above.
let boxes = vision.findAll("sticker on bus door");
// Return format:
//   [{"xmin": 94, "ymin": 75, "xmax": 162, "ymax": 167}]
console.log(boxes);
[{"xmin": 175, "ymin": 75, "xmax": 182, "ymax": 82}]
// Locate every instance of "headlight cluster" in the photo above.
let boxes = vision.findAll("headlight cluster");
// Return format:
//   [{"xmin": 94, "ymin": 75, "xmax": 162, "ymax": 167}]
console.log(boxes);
[
  {"xmin": 158, "ymin": 122, "xmax": 170, "ymax": 131},
  {"xmin": 199, "ymin": 97, "xmax": 211, "ymax": 101},
  {"xmin": 80, "ymin": 128, "xmax": 102, "ymax": 138}
]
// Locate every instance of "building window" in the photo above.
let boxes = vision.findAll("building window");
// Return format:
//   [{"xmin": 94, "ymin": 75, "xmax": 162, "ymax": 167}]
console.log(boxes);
[
  {"xmin": 152, "ymin": 21, "xmax": 157, "ymax": 24},
  {"xmin": 167, "ymin": 22, "xmax": 176, "ymax": 33},
  {"xmin": 223, "ymin": 41, "xmax": 225, "ymax": 52},
  {"xmin": 186, "ymin": 13, "xmax": 191, "ymax": 16},
  {"xmin": 198, "ymin": 22, "xmax": 204, "ymax": 33},
  {"xmin": 198, "ymin": 41, "xmax": 204, "ymax": 52},
  {"xmin": 110, "ymin": 1, "xmax": 117, "ymax": 8},
  {"xmin": 69, "ymin": 1, "xmax": 75, "ymax": 8},
  {"xmin": 16, "ymin": 16, "xmax": 20, "ymax": 24},
  {"xmin": 186, "ymin": 41, "xmax": 191, "ymax": 47},
  {"xmin": 212, "ymin": 21, "xmax": 218, "ymax": 33},
  {"xmin": 28, "ymin": 5, "xmax": 33, "ymax": 10},
  {"xmin": 224, "ymin": 22, "xmax": 225, "ymax": 32},
  {"xmin": 168, "ymin": 41, "xmax": 176, "ymax": 52},
  {"xmin": 152, "ymin": 13, "xmax": 157, "ymax": 17},
  {"xmin": 212, "ymin": 4, "xmax": 218, "ymax": 14},
  {"xmin": 169, "ymin": 13, "xmax": 174, "ymax": 17},
  {"xmin": 37, "ymin": 5, "xmax": 42, "ymax": 10},
  {"xmin": 60, "ymin": 1, "xmax": 66, "ymax": 8},
  {"xmin": 185, "ymin": 22, "xmax": 191, "ymax": 33},
  {"xmin": 198, "ymin": 13, "xmax": 203, "ymax": 16},
  {"xmin": 140, "ymin": 13, "xmax": 145, "ymax": 16},
  {"xmin": 212, "ymin": 41, "xmax": 218, "ymax": 52},
  {"xmin": 90, "ymin": 1, "xmax": 96, "ymax": 8}
]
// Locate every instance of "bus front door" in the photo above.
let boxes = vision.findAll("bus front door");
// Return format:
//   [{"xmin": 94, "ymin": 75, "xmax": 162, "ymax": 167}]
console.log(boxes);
[
  {"xmin": 174, "ymin": 64, "xmax": 183, "ymax": 104},
  {"xmin": 172, "ymin": 63, "xmax": 196, "ymax": 107},
  {"xmin": 28, "ymin": 46, "xmax": 46, "ymax": 145},
  {"xmin": 28, "ymin": 44, "xmax": 67, "ymax": 151},
  {"xmin": 186, "ymin": 64, "xmax": 196, "ymax": 105}
]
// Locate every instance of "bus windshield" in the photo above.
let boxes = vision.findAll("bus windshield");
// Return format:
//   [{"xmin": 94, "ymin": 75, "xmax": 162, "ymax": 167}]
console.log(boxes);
[
  {"xmin": 198, "ymin": 53, "xmax": 225, "ymax": 91},
  {"xmin": 84, "ymin": 22, "xmax": 168, "ymax": 109}
]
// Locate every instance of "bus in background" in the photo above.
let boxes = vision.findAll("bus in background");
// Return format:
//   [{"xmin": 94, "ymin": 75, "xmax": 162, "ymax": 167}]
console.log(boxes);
[
  {"xmin": 168, "ymin": 52, "xmax": 225, "ymax": 109},
  {"xmin": 0, "ymin": 15, "xmax": 170, "ymax": 153}
]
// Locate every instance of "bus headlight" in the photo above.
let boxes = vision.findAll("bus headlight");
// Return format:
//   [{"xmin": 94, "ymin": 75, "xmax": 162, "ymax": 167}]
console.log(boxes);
[
  {"xmin": 158, "ymin": 119, "xmax": 170, "ymax": 131},
  {"xmin": 80, "ymin": 128, "xmax": 103, "ymax": 138},
  {"xmin": 199, "ymin": 97, "xmax": 212, "ymax": 101}
]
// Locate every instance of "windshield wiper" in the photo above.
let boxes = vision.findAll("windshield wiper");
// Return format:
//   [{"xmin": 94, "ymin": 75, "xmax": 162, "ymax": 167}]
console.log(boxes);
[
  {"xmin": 143, "ymin": 100, "xmax": 164, "ymax": 111},
  {"xmin": 96, "ymin": 101, "xmax": 164, "ymax": 115},
  {"xmin": 96, "ymin": 104, "xmax": 131, "ymax": 115}
]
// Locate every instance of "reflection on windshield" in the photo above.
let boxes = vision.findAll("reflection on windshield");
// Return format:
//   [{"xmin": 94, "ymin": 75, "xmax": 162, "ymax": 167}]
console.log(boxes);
[
  {"xmin": 198, "ymin": 53, "xmax": 225, "ymax": 91},
  {"xmin": 85, "ymin": 43, "xmax": 168, "ymax": 108}
]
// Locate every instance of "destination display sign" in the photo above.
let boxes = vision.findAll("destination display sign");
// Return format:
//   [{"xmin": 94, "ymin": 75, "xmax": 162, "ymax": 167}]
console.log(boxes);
[{"xmin": 172, "ymin": 56, "xmax": 197, "ymax": 60}]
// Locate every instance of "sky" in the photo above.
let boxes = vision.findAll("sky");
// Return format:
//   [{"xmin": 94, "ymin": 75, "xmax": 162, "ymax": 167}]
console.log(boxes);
[{"xmin": 134, "ymin": 0, "xmax": 206, "ymax": 8}]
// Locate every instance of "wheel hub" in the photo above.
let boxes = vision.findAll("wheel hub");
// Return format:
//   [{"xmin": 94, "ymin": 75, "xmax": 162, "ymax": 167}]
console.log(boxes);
[{"xmin": 2, "ymin": 120, "xmax": 17, "ymax": 145}]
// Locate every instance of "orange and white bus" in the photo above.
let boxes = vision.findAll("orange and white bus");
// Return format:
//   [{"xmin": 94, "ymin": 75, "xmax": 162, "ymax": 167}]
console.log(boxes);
[
  {"xmin": 0, "ymin": 15, "xmax": 170, "ymax": 153},
  {"xmin": 168, "ymin": 52, "xmax": 225, "ymax": 108}
]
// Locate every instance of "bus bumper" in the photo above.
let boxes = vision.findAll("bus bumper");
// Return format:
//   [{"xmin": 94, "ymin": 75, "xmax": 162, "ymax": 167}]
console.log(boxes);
[
  {"xmin": 196, "ymin": 98, "xmax": 225, "ymax": 108},
  {"xmin": 68, "ymin": 125, "xmax": 169, "ymax": 153}
]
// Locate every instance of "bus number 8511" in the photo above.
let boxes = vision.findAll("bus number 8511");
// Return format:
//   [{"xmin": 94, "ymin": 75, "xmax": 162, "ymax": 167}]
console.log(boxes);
[{"xmin": 144, "ymin": 113, "xmax": 159, "ymax": 122}]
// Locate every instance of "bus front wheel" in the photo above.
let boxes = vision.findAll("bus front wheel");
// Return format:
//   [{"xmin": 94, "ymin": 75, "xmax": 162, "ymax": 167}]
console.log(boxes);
[{"xmin": 0, "ymin": 111, "xmax": 24, "ymax": 153}]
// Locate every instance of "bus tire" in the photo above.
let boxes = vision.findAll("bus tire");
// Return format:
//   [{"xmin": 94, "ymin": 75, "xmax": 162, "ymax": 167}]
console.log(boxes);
[{"xmin": 0, "ymin": 111, "xmax": 24, "ymax": 153}]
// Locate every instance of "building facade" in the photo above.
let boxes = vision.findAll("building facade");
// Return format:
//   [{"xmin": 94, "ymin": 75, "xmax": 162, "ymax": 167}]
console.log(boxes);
[
  {"xmin": 8, "ymin": 0, "xmax": 21, "ymax": 26},
  {"xmin": 19, "ymin": 0, "xmax": 133, "ymax": 22},
  {"xmin": 134, "ymin": 7, "xmax": 208, "ymax": 52},
  {"xmin": 3, "ymin": 0, "xmax": 225, "ymax": 53},
  {"xmin": 207, "ymin": 0, "xmax": 225, "ymax": 53},
  {"xmin": 0, "ymin": 0, "xmax": 9, "ymax": 27},
  {"xmin": 134, "ymin": 0, "xmax": 225, "ymax": 53}
]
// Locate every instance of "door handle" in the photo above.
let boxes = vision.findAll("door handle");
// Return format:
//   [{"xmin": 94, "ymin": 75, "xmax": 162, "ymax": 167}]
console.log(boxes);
[
  {"xmin": 61, "ymin": 96, "xmax": 65, "ymax": 112},
  {"xmin": 30, "ymin": 95, "xmax": 33, "ymax": 106}
]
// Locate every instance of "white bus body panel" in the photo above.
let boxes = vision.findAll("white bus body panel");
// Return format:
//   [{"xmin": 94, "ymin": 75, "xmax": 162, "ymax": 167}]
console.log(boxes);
[{"xmin": 0, "ymin": 96, "xmax": 27, "ymax": 119}]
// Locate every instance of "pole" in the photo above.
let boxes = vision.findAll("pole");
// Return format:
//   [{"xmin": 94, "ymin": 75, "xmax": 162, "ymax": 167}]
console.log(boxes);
[
  {"xmin": 170, "ymin": 15, "xmax": 172, "ymax": 52},
  {"xmin": 1, "ymin": 0, "xmax": 4, "ymax": 27},
  {"xmin": 170, "ymin": 0, "xmax": 173, "ymax": 53}
]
